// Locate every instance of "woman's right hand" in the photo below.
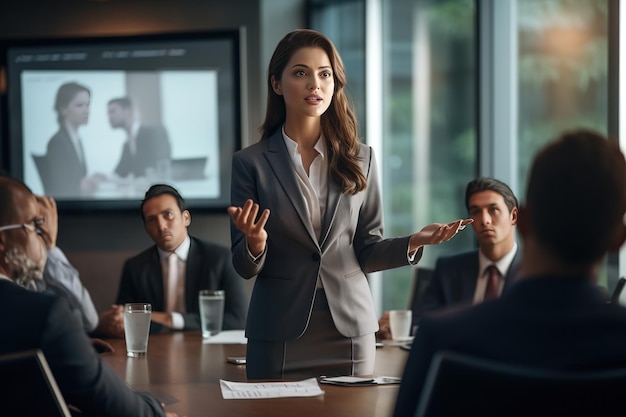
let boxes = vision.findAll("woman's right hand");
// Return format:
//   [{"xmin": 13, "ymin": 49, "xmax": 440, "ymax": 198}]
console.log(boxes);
[{"xmin": 227, "ymin": 199, "xmax": 270, "ymax": 257}]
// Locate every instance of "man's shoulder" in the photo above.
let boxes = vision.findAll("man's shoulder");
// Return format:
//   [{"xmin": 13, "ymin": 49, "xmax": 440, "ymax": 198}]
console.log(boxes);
[
  {"xmin": 0, "ymin": 280, "xmax": 62, "ymax": 321},
  {"xmin": 435, "ymin": 250, "xmax": 479, "ymax": 270},
  {"xmin": 190, "ymin": 236, "xmax": 230, "ymax": 256},
  {"xmin": 123, "ymin": 246, "xmax": 159, "ymax": 267},
  {"xmin": 1, "ymin": 280, "xmax": 53, "ymax": 301},
  {"xmin": 419, "ymin": 296, "xmax": 500, "ymax": 337},
  {"xmin": 138, "ymin": 124, "xmax": 168, "ymax": 137}
]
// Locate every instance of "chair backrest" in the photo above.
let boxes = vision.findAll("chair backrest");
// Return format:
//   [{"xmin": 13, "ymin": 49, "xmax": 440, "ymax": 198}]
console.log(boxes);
[
  {"xmin": 32, "ymin": 153, "xmax": 52, "ymax": 195},
  {"xmin": 0, "ymin": 349, "xmax": 72, "ymax": 417},
  {"xmin": 408, "ymin": 267, "xmax": 434, "ymax": 313},
  {"xmin": 416, "ymin": 350, "xmax": 626, "ymax": 417},
  {"xmin": 611, "ymin": 276, "xmax": 626, "ymax": 305}
]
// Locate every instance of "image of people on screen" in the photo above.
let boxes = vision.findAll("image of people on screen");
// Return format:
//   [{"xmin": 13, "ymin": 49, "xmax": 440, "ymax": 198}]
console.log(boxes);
[
  {"xmin": 39, "ymin": 82, "xmax": 105, "ymax": 198},
  {"xmin": 107, "ymin": 97, "xmax": 172, "ymax": 180}
]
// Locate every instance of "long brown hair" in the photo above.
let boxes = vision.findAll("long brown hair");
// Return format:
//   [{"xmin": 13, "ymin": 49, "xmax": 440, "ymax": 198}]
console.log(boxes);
[{"xmin": 260, "ymin": 29, "xmax": 366, "ymax": 194}]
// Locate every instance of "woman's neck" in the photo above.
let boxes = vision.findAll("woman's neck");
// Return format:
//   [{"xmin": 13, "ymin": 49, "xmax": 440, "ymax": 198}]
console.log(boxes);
[
  {"xmin": 284, "ymin": 117, "xmax": 321, "ymax": 149},
  {"xmin": 63, "ymin": 119, "xmax": 78, "ymax": 135}
]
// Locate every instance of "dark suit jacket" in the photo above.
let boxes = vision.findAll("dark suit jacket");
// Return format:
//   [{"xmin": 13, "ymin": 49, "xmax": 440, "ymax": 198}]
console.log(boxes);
[
  {"xmin": 114, "ymin": 125, "xmax": 171, "ymax": 178},
  {"xmin": 116, "ymin": 236, "xmax": 248, "ymax": 330},
  {"xmin": 230, "ymin": 130, "xmax": 419, "ymax": 342},
  {"xmin": 0, "ymin": 279, "xmax": 164, "ymax": 417},
  {"xmin": 393, "ymin": 276, "xmax": 626, "ymax": 417},
  {"xmin": 45, "ymin": 127, "xmax": 87, "ymax": 198},
  {"xmin": 418, "ymin": 248, "xmax": 521, "ymax": 320}
]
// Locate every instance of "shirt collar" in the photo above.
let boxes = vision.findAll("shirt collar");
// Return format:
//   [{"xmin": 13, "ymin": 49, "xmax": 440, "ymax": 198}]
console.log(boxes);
[
  {"xmin": 158, "ymin": 235, "xmax": 191, "ymax": 262},
  {"xmin": 131, "ymin": 121, "xmax": 141, "ymax": 139},
  {"xmin": 478, "ymin": 243, "xmax": 518, "ymax": 277},
  {"xmin": 281, "ymin": 125, "xmax": 326, "ymax": 162}
]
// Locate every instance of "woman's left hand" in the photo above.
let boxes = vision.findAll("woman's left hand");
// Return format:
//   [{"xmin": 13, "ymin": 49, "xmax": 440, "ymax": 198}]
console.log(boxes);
[{"xmin": 410, "ymin": 218, "xmax": 473, "ymax": 249}]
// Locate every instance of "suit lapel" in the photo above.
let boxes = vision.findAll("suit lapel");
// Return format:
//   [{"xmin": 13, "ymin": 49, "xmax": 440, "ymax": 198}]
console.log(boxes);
[
  {"xmin": 147, "ymin": 247, "xmax": 165, "ymax": 310},
  {"xmin": 264, "ymin": 131, "xmax": 319, "ymax": 246},
  {"xmin": 77, "ymin": 138, "xmax": 87, "ymax": 176},
  {"xmin": 458, "ymin": 253, "xmax": 479, "ymax": 301},
  {"xmin": 184, "ymin": 237, "xmax": 201, "ymax": 311},
  {"xmin": 504, "ymin": 249, "xmax": 522, "ymax": 290},
  {"xmin": 319, "ymin": 179, "xmax": 342, "ymax": 251}
]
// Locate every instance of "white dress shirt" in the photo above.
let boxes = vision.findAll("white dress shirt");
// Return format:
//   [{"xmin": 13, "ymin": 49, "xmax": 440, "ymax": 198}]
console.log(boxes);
[
  {"xmin": 282, "ymin": 128, "xmax": 328, "ymax": 288},
  {"xmin": 282, "ymin": 127, "xmax": 328, "ymax": 241},
  {"xmin": 473, "ymin": 243, "xmax": 518, "ymax": 304},
  {"xmin": 64, "ymin": 120, "xmax": 85, "ymax": 167}
]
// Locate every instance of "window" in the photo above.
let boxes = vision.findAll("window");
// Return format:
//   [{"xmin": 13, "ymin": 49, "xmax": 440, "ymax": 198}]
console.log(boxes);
[{"xmin": 309, "ymin": 0, "xmax": 613, "ymax": 310}]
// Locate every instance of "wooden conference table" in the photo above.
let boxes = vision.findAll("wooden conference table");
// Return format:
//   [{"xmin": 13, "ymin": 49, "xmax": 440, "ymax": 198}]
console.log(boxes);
[{"xmin": 101, "ymin": 331, "xmax": 409, "ymax": 417}]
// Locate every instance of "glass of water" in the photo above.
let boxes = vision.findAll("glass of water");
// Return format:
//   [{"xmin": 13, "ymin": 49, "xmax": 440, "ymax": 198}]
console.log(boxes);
[
  {"xmin": 124, "ymin": 303, "xmax": 152, "ymax": 357},
  {"xmin": 199, "ymin": 290, "xmax": 224, "ymax": 338}
]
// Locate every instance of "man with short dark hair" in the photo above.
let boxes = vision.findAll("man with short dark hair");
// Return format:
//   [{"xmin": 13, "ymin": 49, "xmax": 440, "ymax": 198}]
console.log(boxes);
[
  {"xmin": 393, "ymin": 129, "xmax": 626, "ymax": 417},
  {"xmin": 108, "ymin": 96, "xmax": 171, "ymax": 179},
  {"xmin": 378, "ymin": 177, "xmax": 520, "ymax": 339},
  {"xmin": 0, "ymin": 176, "xmax": 174, "ymax": 417},
  {"xmin": 97, "ymin": 184, "xmax": 247, "ymax": 337},
  {"xmin": 419, "ymin": 177, "xmax": 520, "ymax": 314}
]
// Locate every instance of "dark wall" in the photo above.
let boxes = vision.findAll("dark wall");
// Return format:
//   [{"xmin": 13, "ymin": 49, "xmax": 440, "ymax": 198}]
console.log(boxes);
[{"xmin": 0, "ymin": 0, "xmax": 305, "ymax": 312}]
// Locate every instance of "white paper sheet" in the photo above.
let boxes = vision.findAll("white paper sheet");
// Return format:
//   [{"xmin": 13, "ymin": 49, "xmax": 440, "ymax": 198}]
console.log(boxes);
[
  {"xmin": 220, "ymin": 378, "xmax": 325, "ymax": 399},
  {"xmin": 202, "ymin": 329, "xmax": 247, "ymax": 344}
]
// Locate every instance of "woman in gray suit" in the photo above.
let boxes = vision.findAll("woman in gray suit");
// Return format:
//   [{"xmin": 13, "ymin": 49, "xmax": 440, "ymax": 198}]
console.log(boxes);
[{"xmin": 227, "ymin": 29, "xmax": 472, "ymax": 379}]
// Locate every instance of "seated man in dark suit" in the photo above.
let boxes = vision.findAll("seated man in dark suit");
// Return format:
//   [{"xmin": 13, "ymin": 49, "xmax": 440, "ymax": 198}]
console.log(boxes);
[
  {"xmin": 96, "ymin": 184, "xmax": 248, "ymax": 337},
  {"xmin": 107, "ymin": 97, "xmax": 172, "ymax": 179},
  {"xmin": 0, "ymin": 176, "xmax": 176, "ymax": 417},
  {"xmin": 378, "ymin": 177, "xmax": 520, "ymax": 339},
  {"xmin": 393, "ymin": 129, "xmax": 626, "ymax": 417},
  {"xmin": 418, "ymin": 177, "xmax": 521, "ymax": 315}
]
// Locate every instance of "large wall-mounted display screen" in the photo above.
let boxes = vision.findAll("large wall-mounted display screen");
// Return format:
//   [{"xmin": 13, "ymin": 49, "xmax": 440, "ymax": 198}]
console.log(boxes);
[{"xmin": 3, "ymin": 30, "xmax": 242, "ymax": 211}]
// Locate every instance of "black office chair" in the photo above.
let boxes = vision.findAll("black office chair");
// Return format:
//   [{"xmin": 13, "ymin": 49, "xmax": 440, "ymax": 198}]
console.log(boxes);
[
  {"xmin": 408, "ymin": 267, "xmax": 434, "ymax": 314},
  {"xmin": 415, "ymin": 350, "xmax": 626, "ymax": 417},
  {"xmin": 0, "ymin": 349, "xmax": 72, "ymax": 416},
  {"xmin": 611, "ymin": 277, "xmax": 626, "ymax": 305}
]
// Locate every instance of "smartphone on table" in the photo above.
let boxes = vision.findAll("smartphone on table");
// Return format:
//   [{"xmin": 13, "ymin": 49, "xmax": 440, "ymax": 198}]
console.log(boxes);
[{"xmin": 226, "ymin": 356, "xmax": 247, "ymax": 365}]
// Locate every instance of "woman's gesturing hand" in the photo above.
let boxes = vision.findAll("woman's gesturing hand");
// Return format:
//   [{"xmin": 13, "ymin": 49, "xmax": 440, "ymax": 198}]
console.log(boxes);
[{"xmin": 227, "ymin": 199, "xmax": 270, "ymax": 257}]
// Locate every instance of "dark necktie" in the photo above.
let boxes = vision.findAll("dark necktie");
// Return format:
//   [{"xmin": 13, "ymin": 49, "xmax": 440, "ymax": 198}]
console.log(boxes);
[{"xmin": 484, "ymin": 265, "xmax": 501, "ymax": 300}]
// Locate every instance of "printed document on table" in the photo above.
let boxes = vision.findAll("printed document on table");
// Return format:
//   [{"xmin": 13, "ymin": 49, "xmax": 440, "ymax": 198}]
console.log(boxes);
[{"xmin": 220, "ymin": 378, "xmax": 324, "ymax": 399}]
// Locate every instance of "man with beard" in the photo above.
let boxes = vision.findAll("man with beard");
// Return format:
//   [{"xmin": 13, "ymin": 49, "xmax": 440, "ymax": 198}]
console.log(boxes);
[{"xmin": 0, "ymin": 176, "xmax": 177, "ymax": 417}]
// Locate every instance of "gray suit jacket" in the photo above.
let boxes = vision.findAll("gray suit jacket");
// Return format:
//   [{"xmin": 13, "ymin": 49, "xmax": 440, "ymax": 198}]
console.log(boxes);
[
  {"xmin": 418, "ymin": 248, "xmax": 521, "ymax": 320},
  {"xmin": 230, "ymin": 130, "xmax": 421, "ymax": 341}
]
